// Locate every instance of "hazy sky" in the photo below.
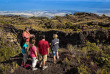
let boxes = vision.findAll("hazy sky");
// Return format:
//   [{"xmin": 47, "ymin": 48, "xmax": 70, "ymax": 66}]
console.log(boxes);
[
  {"xmin": 0, "ymin": 0, "xmax": 110, "ymax": 1},
  {"xmin": 0, "ymin": 0, "xmax": 110, "ymax": 11},
  {"xmin": 41, "ymin": 0, "xmax": 110, "ymax": 1}
]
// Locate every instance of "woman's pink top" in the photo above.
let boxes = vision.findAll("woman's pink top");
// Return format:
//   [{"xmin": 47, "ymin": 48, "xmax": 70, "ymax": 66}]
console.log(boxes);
[{"xmin": 30, "ymin": 45, "xmax": 37, "ymax": 57}]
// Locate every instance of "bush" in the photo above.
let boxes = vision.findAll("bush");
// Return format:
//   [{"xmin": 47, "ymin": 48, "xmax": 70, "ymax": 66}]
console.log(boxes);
[
  {"xmin": 0, "ymin": 48, "xmax": 16, "ymax": 62},
  {"xmin": 65, "ymin": 22, "xmax": 72, "ymax": 28},
  {"xmin": 0, "ymin": 29, "xmax": 20, "ymax": 62},
  {"xmin": 0, "ymin": 64, "xmax": 10, "ymax": 74},
  {"xmin": 67, "ymin": 44, "xmax": 75, "ymax": 53},
  {"xmin": 62, "ymin": 57, "xmax": 71, "ymax": 70},
  {"xmin": 85, "ymin": 41, "xmax": 100, "ymax": 52},
  {"xmin": 64, "ymin": 41, "xmax": 110, "ymax": 74},
  {"xmin": 77, "ymin": 64, "xmax": 90, "ymax": 74}
]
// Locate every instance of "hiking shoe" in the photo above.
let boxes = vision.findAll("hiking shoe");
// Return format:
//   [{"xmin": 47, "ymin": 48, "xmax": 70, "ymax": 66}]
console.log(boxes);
[
  {"xmin": 42, "ymin": 66, "xmax": 48, "ymax": 70},
  {"xmin": 39, "ymin": 62, "xmax": 42, "ymax": 67},
  {"xmin": 32, "ymin": 68, "xmax": 38, "ymax": 71},
  {"xmin": 21, "ymin": 63, "xmax": 24, "ymax": 66},
  {"xmin": 57, "ymin": 56, "xmax": 59, "ymax": 59},
  {"xmin": 39, "ymin": 65, "xmax": 41, "ymax": 68},
  {"xmin": 53, "ymin": 61, "xmax": 56, "ymax": 64},
  {"xmin": 24, "ymin": 64, "xmax": 29, "ymax": 68}
]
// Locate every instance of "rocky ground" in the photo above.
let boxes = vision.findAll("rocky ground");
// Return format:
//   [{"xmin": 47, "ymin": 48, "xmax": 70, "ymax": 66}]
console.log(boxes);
[{"xmin": 4, "ymin": 51, "xmax": 67, "ymax": 74}]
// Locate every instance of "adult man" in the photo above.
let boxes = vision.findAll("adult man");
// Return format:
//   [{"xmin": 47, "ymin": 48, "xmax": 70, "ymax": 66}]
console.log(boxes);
[
  {"xmin": 22, "ymin": 27, "xmax": 35, "ymax": 51},
  {"xmin": 38, "ymin": 35, "xmax": 49, "ymax": 70}
]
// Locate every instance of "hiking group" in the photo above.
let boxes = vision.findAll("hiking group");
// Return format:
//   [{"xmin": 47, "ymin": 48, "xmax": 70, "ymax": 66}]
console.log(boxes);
[{"xmin": 21, "ymin": 27, "xmax": 59, "ymax": 71}]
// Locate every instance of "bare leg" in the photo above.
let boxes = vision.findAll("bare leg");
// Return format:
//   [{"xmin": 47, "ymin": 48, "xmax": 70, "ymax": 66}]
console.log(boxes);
[
  {"xmin": 24, "ymin": 62, "xmax": 26, "ymax": 66},
  {"xmin": 23, "ymin": 54, "xmax": 27, "ymax": 66},
  {"xmin": 56, "ymin": 52, "xmax": 59, "ymax": 58},
  {"xmin": 39, "ymin": 60, "xmax": 42, "ymax": 67},
  {"xmin": 22, "ymin": 60, "xmax": 26, "ymax": 66},
  {"xmin": 42, "ymin": 60, "xmax": 45, "ymax": 68},
  {"xmin": 42, "ymin": 55, "xmax": 48, "ymax": 70},
  {"xmin": 38, "ymin": 54, "xmax": 42, "ymax": 67},
  {"xmin": 53, "ymin": 56, "xmax": 56, "ymax": 63}
]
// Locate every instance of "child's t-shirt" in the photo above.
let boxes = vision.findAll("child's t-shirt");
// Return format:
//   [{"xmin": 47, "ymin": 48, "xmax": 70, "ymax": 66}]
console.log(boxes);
[
  {"xmin": 22, "ymin": 43, "xmax": 27, "ymax": 54},
  {"xmin": 51, "ymin": 39, "xmax": 59, "ymax": 52},
  {"xmin": 30, "ymin": 45, "xmax": 37, "ymax": 57}
]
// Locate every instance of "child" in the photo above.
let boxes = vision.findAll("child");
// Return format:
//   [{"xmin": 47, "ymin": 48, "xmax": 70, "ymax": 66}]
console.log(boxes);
[
  {"xmin": 51, "ymin": 34, "xmax": 59, "ymax": 64},
  {"xmin": 38, "ymin": 35, "xmax": 49, "ymax": 70},
  {"xmin": 21, "ymin": 37, "xmax": 29, "ymax": 68},
  {"xmin": 30, "ymin": 40, "xmax": 38, "ymax": 71}
]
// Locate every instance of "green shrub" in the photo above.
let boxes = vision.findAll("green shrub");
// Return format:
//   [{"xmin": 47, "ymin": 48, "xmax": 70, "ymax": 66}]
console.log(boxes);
[
  {"xmin": 65, "ymin": 22, "xmax": 72, "ymax": 28},
  {"xmin": 85, "ymin": 41, "xmax": 100, "ymax": 52},
  {"xmin": 67, "ymin": 44, "xmax": 74, "ymax": 52},
  {"xmin": 103, "ymin": 45, "xmax": 110, "ymax": 54},
  {"xmin": 0, "ymin": 30, "xmax": 20, "ymax": 62},
  {"xmin": 62, "ymin": 57, "xmax": 71, "ymax": 70},
  {"xmin": 77, "ymin": 64, "xmax": 90, "ymax": 74},
  {"xmin": 0, "ymin": 64, "xmax": 10, "ymax": 74},
  {"xmin": 94, "ymin": 51, "xmax": 110, "ymax": 67},
  {"xmin": 0, "ymin": 46, "xmax": 17, "ymax": 62},
  {"xmin": 58, "ymin": 41, "xmax": 110, "ymax": 74},
  {"xmin": 96, "ymin": 68, "xmax": 110, "ymax": 74}
]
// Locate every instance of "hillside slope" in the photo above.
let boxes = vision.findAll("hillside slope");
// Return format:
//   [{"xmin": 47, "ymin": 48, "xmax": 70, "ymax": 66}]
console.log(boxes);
[{"xmin": 0, "ymin": 12, "xmax": 110, "ymax": 74}]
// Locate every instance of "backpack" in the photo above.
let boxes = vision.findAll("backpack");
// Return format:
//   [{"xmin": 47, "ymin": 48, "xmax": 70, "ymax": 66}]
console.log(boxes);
[{"xmin": 20, "ymin": 37, "xmax": 26, "ymax": 48}]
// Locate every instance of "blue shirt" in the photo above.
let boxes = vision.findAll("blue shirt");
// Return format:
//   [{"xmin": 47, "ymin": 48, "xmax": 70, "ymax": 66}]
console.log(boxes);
[{"xmin": 22, "ymin": 43, "xmax": 27, "ymax": 54}]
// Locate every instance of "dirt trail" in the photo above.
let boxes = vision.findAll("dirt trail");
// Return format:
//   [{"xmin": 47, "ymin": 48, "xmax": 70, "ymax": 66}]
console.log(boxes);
[{"xmin": 6, "ymin": 52, "xmax": 65, "ymax": 74}]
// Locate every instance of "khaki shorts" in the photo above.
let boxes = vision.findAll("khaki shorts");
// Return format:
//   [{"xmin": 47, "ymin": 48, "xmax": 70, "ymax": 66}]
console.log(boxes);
[
  {"xmin": 26, "ymin": 41, "xmax": 30, "ymax": 51},
  {"xmin": 39, "ymin": 55, "xmax": 47, "ymax": 62}
]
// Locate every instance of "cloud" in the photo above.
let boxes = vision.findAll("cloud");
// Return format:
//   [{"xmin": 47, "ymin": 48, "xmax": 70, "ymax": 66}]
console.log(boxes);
[
  {"xmin": 0, "ymin": 11, "xmax": 67, "ymax": 18},
  {"xmin": 33, "ymin": 11, "xmax": 66, "ymax": 17},
  {"xmin": 0, "ymin": 12, "xmax": 34, "ymax": 17}
]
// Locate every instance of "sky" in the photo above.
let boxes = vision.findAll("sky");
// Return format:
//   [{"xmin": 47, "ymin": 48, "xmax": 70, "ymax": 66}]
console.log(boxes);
[
  {"xmin": 0, "ymin": 0, "xmax": 110, "ymax": 12},
  {"xmin": 41, "ymin": 0, "xmax": 110, "ymax": 1}
]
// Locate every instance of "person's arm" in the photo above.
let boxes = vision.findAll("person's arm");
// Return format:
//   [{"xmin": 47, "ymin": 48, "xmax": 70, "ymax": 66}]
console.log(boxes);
[
  {"xmin": 26, "ymin": 36, "xmax": 30, "ymax": 39},
  {"xmin": 47, "ymin": 42, "xmax": 49, "ymax": 55},
  {"xmin": 33, "ymin": 46, "xmax": 37, "ymax": 58},
  {"xmin": 47, "ymin": 48, "xmax": 49, "ymax": 55},
  {"xmin": 51, "ymin": 40, "xmax": 54, "ymax": 50},
  {"xmin": 51, "ymin": 41, "xmax": 53, "ymax": 47},
  {"xmin": 30, "ymin": 34, "xmax": 35, "ymax": 38},
  {"xmin": 35, "ymin": 50, "xmax": 37, "ymax": 58},
  {"xmin": 58, "ymin": 39, "xmax": 59, "ymax": 45},
  {"xmin": 22, "ymin": 32, "xmax": 30, "ymax": 39},
  {"xmin": 38, "ymin": 42, "xmax": 40, "ymax": 56}
]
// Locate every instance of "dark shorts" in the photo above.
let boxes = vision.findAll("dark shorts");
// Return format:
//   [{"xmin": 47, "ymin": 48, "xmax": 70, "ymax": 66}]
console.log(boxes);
[{"xmin": 52, "ymin": 50, "xmax": 58, "ymax": 56}]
